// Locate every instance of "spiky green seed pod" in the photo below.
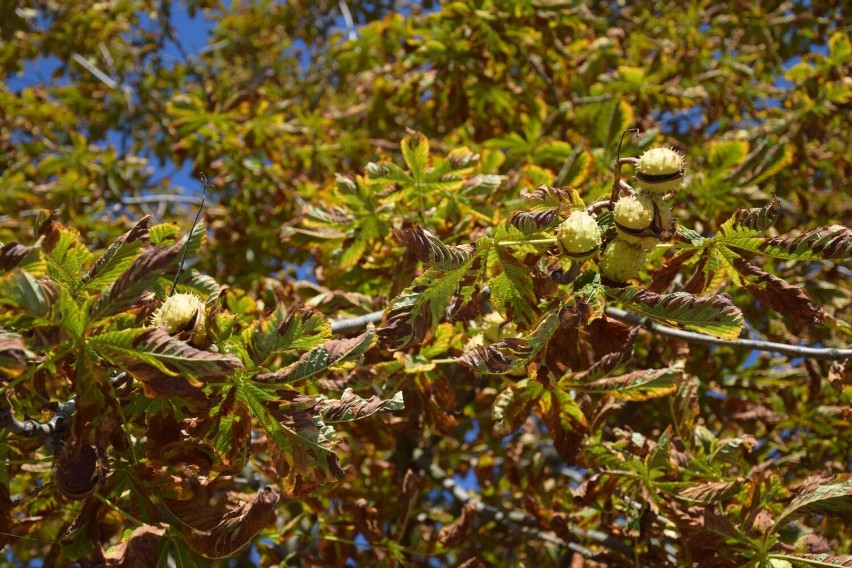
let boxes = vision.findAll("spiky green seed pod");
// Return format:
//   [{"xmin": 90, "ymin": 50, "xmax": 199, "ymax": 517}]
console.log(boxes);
[
  {"xmin": 555, "ymin": 211, "xmax": 602, "ymax": 260},
  {"xmin": 614, "ymin": 194, "xmax": 673, "ymax": 250},
  {"xmin": 599, "ymin": 239, "xmax": 646, "ymax": 282},
  {"xmin": 614, "ymin": 194, "xmax": 654, "ymax": 244},
  {"xmin": 635, "ymin": 147, "xmax": 684, "ymax": 195},
  {"xmin": 151, "ymin": 293, "xmax": 208, "ymax": 344}
]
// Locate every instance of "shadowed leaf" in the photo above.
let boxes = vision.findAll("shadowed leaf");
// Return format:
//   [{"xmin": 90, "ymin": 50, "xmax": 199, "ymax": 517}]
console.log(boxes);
[
  {"xmin": 0, "ymin": 329, "xmax": 35, "ymax": 378},
  {"xmin": 249, "ymin": 305, "xmax": 332, "ymax": 367},
  {"xmin": 378, "ymin": 265, "xmax": 471, "ymax": 350},
  {"xmin": 104, "ymin": 524, "xmax": 166, "ymax": 567},
  {"xmin": 436, "ymin": 503, "xmax": 476, "ymax": 549}
]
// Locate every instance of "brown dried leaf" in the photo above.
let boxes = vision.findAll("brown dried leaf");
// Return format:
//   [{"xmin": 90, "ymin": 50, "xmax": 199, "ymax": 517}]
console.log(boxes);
[
  {"xmin": 181, "ymin": 487, "xmax": 280, "ymax": 559},
  {"xmin": 436, "ymin": 502, "xmax": 476, "ymax": 549},
  {"xmin": 731, "ymin": 195, "xmax": 782, "ymax": 232},
  {"xmin": 457, "ymin": 338, "xmax": 531, "ymax": 374},
  {"xmin": 395, "ymin": 222, "xmax": 476, "ymax": 270},
  {"xmin": 649, "ymin": 249, "xmax": 697, "ymax": 293},
  {"xmin": 731, "ymin": 257, "xmax": 823, "ymax": 326},
  {"xmin": 105, "ymin": 524, "xmax": 166, "ymax": 567},
  {"xmin": 678, "ymin": 481, "xmax": 741, "ymax": 504},
  {"xmin": 508, "ymin": 209, "xmax": 561, "ymax": 234},
  {"xmin": 55, "ymin": 442, "xmax": 103, "ymax": 500}
]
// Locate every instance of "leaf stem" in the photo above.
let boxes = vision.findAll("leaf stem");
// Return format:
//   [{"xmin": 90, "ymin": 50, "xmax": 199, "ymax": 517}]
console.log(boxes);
[
  {"xmin": 94, "ymin": 492, "xmax": 146, "ymax": 527},
  {"xmin": 497, "ymin": 238, "xmax": 557, "ymax": 247}
]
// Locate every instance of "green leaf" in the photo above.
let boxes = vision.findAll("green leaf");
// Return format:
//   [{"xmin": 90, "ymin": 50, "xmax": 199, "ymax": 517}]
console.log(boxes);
[
  {"xmin": 79, "ymin": 216, "xmax": 150, "ymax": 293},
  {"xmin": 249, "ymin": 305, "xmax": 332, "ymax": 368},
  {"xmin": 255, "ymin": 326, "xmax": 374, "ymax": 385},
  {"xmin": 457, "ymin": 310, "xmax": 560, "ymax": 374},
  {"xmin": 91, "ymin": 327, "xmax": 243, "ymax": 381},
  {"xmin": 378, "ymin": 264, "xmax": 472, "ymax": 350},
  {"xmin": 608, "ymin": 287, "xmax": 744, "ymax": 340},
  {"xmin": 708, "ymin": 139, "xmax": 750, "ymax": 171},
  {"xmin": 395, "ymin": 223, "xmax": 477, "ymax": 271},
  {"xmin": 555, "ymin": 146, "xmax": 594, "ymax": 188},
  {"xmin": 772, "ymin": 478, "xmax": 852, "ymax": 530},
  {"xmin": 560, "ymin": 366, "xmax": 681, "ymax": 401},
  {"xmin": 42, "ymin": 222, "xmax": 94, "ymax": 290},
  {"xmin": 238, "ymin": 381, "xmax": 342, "ymax": 495},
  {"xmin": 492, "ymin": 379, "xmax": 545, "ymax": 436},
  {"xmin": 0, "ymin": 269, "xmax": 56, "ymax": 318},
  {"xmin": 484, "ymin": 246, "xmax": 537, "ymax": 326},
  {"xmin": 316, "ymin": 388, "xmax": 404, "ymax": 423},
  {"xmin": 401, "ymin": 130, "xmax": 430, "ymax": 178}
]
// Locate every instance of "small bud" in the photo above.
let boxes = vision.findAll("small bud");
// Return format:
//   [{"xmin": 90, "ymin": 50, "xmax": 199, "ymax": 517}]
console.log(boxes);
[
  {"xmin": 635, "ymin": 147, "xmax": 685, "ymax": 195},
  {"xmin": 555, "ymin": 211, "xmax": 602, "ymax": 260},
  {"xmin": 599, "ymin": 239, "xmax": 646, "ymax": 282}
]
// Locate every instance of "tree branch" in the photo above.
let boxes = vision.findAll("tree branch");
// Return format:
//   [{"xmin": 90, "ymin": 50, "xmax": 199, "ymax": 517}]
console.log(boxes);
[
  {"xmin": 327, "ymin": 308, "xmax": 850, "ymax": 361},
  {"xmin": 604, "ymin": 307, "xmax": 852, "ymax": 361}
]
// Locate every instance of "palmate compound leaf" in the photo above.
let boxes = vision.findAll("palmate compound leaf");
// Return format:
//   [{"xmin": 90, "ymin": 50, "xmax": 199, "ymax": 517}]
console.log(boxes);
[
  {"xmin": 395, "ymin": 222, "xmax": 477, "ymax": 271},
  {"xmin": 316, "ymin": 388, "xmax": 404, "ymax": 423},
  {"xmin": 559, "ymin": 366, "xmax": 682, "ymax": 402},
  {"xmin": 457, "ymin": 310, "xmax": 560, "ymax": 374},
  {"xmin": 238, "ymin": 382, "xmax": 343, "ymax": 496},
  {"xmin": 91, "ymin": 327, "xmax": 243, "ymax": 394},
  {"xmin": 729, "ymin": 256, "xmax": 823, "ymax": 326},
  {"xmin": 771, "ymin": 477, "xmax": 852, "ymax": 531},
  {"xmin": 378, "ymin": 264, "xmax": 472, "ymax": 351},
  {"xmin": 607, "ymin": 287, "xmax": 744, "ymax": 340},
  {"xmin": 254, "ymin": 326, "xmax": 374, "ymax": 385}
]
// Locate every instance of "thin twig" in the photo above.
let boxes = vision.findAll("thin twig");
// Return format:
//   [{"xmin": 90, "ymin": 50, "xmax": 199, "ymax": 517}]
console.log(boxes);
[
  {"xmin": 605, "ymin": 307, "xmax": 852, "ymax": 361},
  {"xmin": 420, "ymin": 460, "xmax": 634, "ymax": 558}
]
